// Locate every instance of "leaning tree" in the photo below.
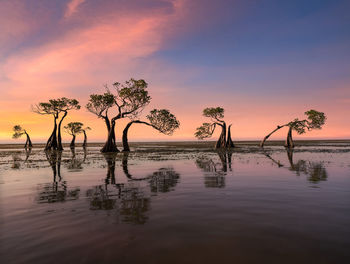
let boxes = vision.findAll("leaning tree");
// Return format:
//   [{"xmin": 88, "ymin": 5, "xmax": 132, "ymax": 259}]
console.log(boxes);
[
  {"xmin": 64, "ymin": 122, "xmax": 83, "ymax": 148},
  {"xmin": 260, "ymin": 109, "xmax": 326, "ymax": 148},
  {"xmin": 122, "ymin": 109, "xmax": 180, "ymax": 151},
  {"xmin": 194, "ymin": 107, "xmax": 235, "ymax": 149},
  {"xmin": 12, "ymin": 125, "xmax": 33, "ymax": 148},
  {"xmin": 82, "ymin": 126, "xmax": 91, "ymax": 148},
  {"xmin": 86, "ymin": 79, "xmax": 151, "ymax": 153},
  {"xmin": 32, "ymin": 97, "xmax": 80, "ymax": 150}
]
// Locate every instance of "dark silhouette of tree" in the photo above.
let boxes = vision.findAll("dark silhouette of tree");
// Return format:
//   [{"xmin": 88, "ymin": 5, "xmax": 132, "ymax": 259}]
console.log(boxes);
[
  {"xmin": 195, "ymin": 151, "xmax": 233, "ymax": 188},
  {"xmin": 122, "ymin": 109, "xmax": 180, "ymax": 151},
  {"xmin": 82, "ymin": 126, "xmax": 91, "ymax": 148},
  {"xmin": 262, "ymin": 149, "xmax": 328, "ymax": 184},
  {"xmin": 32, "ymin": 98, "xmax": 80, "ymax": 150},
  {"xmin": 260, "ymin": 109, "xmax": 326, "ymax": 148},
  {"xmin": 195, "ymin": 107, "xmax": 235, "ymax": 149},
  {"xmin": 86, "ymin": 79, "xmax": 150, "ymax": 153},
  {"xmin": 86, "ymin": 153, "xmax": 151, "ymax": 224},
  {"xmin": 64, "ymin": 122, "xmax": 83, "ymax": 148},
  {"xmin": 12, "ymin": 125, "xmax": 32, "ymax": 148},
  {"xmin": 148, "ymin": 167, "xmax": 180, "ymax": 193},
  {"xmin": 121, "ymin": 152, "xmax": 180, "ymax": 191}
]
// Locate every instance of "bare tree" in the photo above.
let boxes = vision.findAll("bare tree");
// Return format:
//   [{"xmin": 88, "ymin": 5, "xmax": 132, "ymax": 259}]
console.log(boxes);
[
  {"xmin": 12, "ymin": 125, "xmax": 32, "ymax": 148},
  {"xmin": 32, "ymin": 98, "xmax": 80, "ymax": 150},
  {"xmin": 86, "ymin": 79, "xmax": 151, "ymax": 152},
  {"xmin": 260, "ymin": 110, "xmax": 326, "ymax": 148},
  {"xmin": 122, "ymin": 109, "xmax": 180, "ymax": 151},
  {"xmin": 194, "ymin": 107, "xmax": 235, "ymax": 149}
]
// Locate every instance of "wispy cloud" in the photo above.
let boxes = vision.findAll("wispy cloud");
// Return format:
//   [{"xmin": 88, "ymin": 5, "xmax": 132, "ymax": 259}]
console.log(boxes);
[{"xmin": 64, "ymin": 0, "xmax": 85, "ymax": 18}]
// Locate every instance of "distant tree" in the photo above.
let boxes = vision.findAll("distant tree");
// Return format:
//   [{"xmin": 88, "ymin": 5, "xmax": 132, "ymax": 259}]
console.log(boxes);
[
  {"xmin": 86, "ymin": 79, "xmax": 150, "ymax": 152},
  {"xmin": 122, "ymin": 109, "xmax": 180, "ymax": 151},
  {"xmin": 260, "ymin": 109, "xmax": 326, "ymax": 148},
  {"xmin": 32, "ymin": 98, "xmax": 80, "ymax": 150},
  {"xmin": 194, "ymin": 107, "xmax": 235, "ymax": 149},
  {"xmin": 82, "ymin": 126, "xmax": 91, "ymax": 148},
  {"xmin": 64, "ymin": 122, "xmax": 83, "ymax": 148},
  {"xmin": 12, "ymin": 125, "xmax": 33, "ymax": 148}
]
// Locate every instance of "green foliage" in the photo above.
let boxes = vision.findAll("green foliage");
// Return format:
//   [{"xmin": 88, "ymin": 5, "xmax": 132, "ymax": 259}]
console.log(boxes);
[
  {"xmin": 33, "ymin": 97, "xmax": 81, "ymax": 115},
  {"xmin": 64, "ymin": 122, "xmax": 84, "ymax": 136},
  {"xmin": 194, "ymin": 123, "xmax": 215, "ymax": 139},
  {"xmin": 86, "ymin": 93, "xmax": 115, "ymax": 117},
  {"xmin": 12, "ymin": 125, "xmax": 25, "ymax": 139},
  {"xmin": 203, "ymin": 107, "xmax": 224, "ymax": 121},
  {"xmin": 288, "ymin": 109, "xmax": 326, "ymax": 134},
  {"xmin": 113, "ymin": 78, "xmax": 151, "ymax": 118},
  {"xmin": 146, "ymin": 109, "xmax": 180, "ymax": 135},
  {"xmin": 305, "ymin": 109, "xmax": 326, "ymax": 129}
]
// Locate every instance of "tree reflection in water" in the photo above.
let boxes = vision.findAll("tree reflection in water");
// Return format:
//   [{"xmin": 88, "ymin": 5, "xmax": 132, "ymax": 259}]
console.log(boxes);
[
  {"xmin": 37, "ymin": 150, "xmax": 80, "ymax": 203},
  {"xmin": 195, "ymin": 151, "xmax": 232, "ymax": 188},
  {"xmin": 10, "ymin": 147, "xmax": 32, "ymax": 169},
  {"xmin": 86, "ymin": 152, "xmax": 180, "ymax": 224},
  {"xmin": 66, "ymin": 147, "xmax": 87, "ymax": 172},
  {"xmin": 263, "ymin": 149, "xmax": 328, "ymax": 184},
  {"xmin": 286, "ymin": 149, "xmax": 328, "ymax": 183}
]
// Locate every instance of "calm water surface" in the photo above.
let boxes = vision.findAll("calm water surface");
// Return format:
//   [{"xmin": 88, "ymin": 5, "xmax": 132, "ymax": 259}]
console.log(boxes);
[{"xmin": 1, "ymin": 144, "xmax": 350, "ymax": 264}]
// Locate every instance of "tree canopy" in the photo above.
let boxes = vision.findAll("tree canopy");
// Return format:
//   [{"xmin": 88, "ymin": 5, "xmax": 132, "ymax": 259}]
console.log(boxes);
[
  {"xmin": 64, "ymin": 122, "xmax": 84, "ymax": 136},
  {"xmin": 12, "ymin": 125, "xmax": 25, "ymax": 139},
  {"xmin": 146, "ymin": 109, "xmax": 180, "ymax": 135}
]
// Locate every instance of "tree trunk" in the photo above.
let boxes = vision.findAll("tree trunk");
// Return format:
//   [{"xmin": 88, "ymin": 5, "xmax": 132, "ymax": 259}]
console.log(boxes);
[
  {"xmin": 70, "ymin": 135, "xmax": 76, "ymax": 148},
  {"xmin": 122, "ymin": 120, "xmax": 154, "ymax": 152},
  {"xmin": 57, "ymin": 111, "xmax": 67, "ymax": 151},
  {"xmin": 285, "ymin": 126, "xmax": 294, "ymax": 148},
  {"xmin": 82, "ymin": 130, "xmax": 87, "ymax": 147},
  {"xmin": 46, "ymin": 117, "xmax": 58, "ymax": 150},
  {"xmin": 25, "ymin": 132, "xmax": 33, "ymax": 148},
  {"xmin": 101, "ymin": 120, "xmax": 119, "ymax": 153},
  {"xmin": 260, "ymin": 125, "xmax": 286, "ymax": 147},
  {"xmin": 122, "ymin": 121, "xmax": 135, "ymax": 152},
  {"xmin": 225, "ymin": 125, "xmax": 235, "ymax": 148},
  {"xmin": 215, "ymin": 122, "xmax": 226, "ymax": 149}
]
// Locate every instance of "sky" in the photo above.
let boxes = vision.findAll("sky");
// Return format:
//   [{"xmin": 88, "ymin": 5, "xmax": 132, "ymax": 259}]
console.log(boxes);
[{"xmin": 0, "ymin": 0, "xmax": 349, "ymax": 143}]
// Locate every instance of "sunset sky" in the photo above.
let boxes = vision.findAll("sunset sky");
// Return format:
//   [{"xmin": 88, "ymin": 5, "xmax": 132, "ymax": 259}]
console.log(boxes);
[{"xmin": 0, "ymin": 0, "xmax": 349, "ymax": 143}]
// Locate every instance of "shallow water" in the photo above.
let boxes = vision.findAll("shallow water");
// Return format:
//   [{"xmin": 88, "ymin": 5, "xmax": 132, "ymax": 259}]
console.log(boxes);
[{"xmin": 1, "ymin": 144, "xmax": 350, "ymax": 264}]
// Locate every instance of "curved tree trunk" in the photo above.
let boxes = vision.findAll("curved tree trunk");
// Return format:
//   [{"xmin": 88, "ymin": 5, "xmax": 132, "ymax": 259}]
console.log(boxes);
[
  {"xmin": 82, "ymin": 130, "xmax": 87, "ymax": 147},
  {"xmin": 46, "ymin": 117, "xmax": 58, "ymax": 150},
  {"xmin": 225, "ymin": 125, "xmax": 235, "ymax": 148},
  {"xmin": 260, "ymin": 124, "xmax": 287, "ymax": 147},
  {"xmin": 57, "ymin": 111, "xmax": 67, "ymax": 151},
  {"xmin": 70, "ymin": 135, "xmax": 76, "ymax": 148},
  {"xmin": 122, "ymin": 120, "xmax": 154, "ymax": 152},
  {"xmin": 25, "ymin": 132, "xmax": 33, "ymax": 148},
  {"xmin": 215, "ymin": 122, "xmax": 226, "ymax": 149},
  {"xmin": 101, "ymin": 120, "xmax": 119, "ymax": 153},
  {"xmin": 285, "ymin": 126, "xmax": 294, "ymax": 149}
]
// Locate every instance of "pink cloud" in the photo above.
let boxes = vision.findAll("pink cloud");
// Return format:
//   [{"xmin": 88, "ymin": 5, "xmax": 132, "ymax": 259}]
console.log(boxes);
[{"xmin": 64, "ymin": 0, "xmax": 86, "ymax": 18}]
